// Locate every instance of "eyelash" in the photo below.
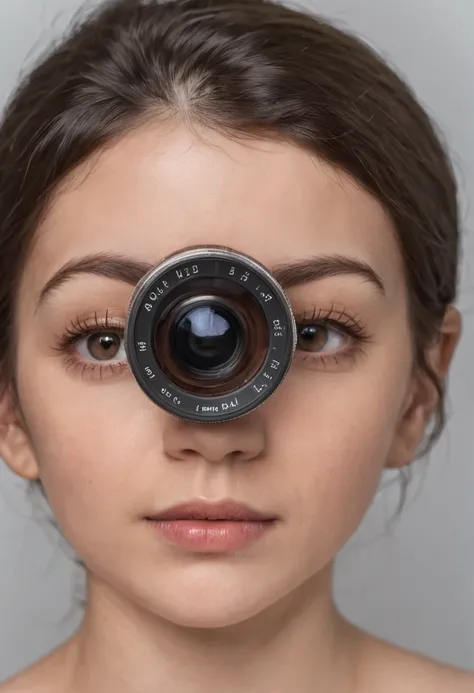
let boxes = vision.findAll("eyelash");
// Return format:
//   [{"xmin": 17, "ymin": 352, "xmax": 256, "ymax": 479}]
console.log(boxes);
[
  {"xmin": 293, "ymin": 305, "xmax": 373, "ymax": 369},
  {"xmin": 53, "ymin": 311, "xmax": 129, "ymax": 380},
  {"xmin": 54, "ymin": 306, "xmax": 373, "ymax": 380}
]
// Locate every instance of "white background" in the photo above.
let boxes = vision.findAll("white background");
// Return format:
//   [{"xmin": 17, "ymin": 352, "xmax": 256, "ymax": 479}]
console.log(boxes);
[{"xmin": 0, "ymin": 0, "xmax": 473, "ymax": 681}]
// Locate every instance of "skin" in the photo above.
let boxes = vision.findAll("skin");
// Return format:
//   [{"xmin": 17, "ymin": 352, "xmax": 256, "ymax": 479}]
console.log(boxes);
[{"xmin": 0, "ymin": 120, "xmax": 470, "ymax": 692}]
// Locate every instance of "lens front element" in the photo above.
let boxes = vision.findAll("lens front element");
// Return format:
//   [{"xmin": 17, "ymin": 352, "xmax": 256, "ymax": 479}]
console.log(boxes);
[{"xmin": 172, "ymin": 301, "xmax": 242, "ymax": 374}]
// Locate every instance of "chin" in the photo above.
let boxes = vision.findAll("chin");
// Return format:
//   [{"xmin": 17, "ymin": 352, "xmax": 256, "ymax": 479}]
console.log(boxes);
[
  {"xmin": 129, "ymin": 568, "xmax": 286, "ymax": 629},
  {"xmin": 155, "ymin": 602, "xmax": 263, "ymax": 630}
]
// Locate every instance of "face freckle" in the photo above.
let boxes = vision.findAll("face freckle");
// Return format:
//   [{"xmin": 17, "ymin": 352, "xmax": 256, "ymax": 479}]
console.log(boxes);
[{"xmin": 13, "ymin": 122, "xmax": 415, "ymax": 625}]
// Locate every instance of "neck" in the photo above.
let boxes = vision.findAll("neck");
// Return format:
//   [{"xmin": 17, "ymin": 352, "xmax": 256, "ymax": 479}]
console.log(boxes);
[{"xmin": 65, "ymin": 564, "xmax": 361, "ymax": 693}]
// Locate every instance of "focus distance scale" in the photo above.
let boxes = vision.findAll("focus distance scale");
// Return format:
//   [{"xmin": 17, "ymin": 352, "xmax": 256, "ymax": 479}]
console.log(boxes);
[{"xmin": 125, "ymin": 246, "xmax": 297, "ymax": 423}]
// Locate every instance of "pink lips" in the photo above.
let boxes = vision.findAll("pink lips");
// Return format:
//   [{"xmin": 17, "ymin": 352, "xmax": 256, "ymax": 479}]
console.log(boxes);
[{"xmin": 146, "ymin": 499, "xmax": 279, "ymax": 553}]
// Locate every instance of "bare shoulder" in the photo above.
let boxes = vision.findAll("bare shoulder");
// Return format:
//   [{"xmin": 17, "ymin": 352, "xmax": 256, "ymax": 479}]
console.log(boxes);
[
  {"xmin": 0, "ymin": 640, "xmax": 74, "ymax": 693},
  {"xmin": 0, "ymin": 667, "xmax": 52, "ymax": 693},
  {"xmin": 0, "ymin": 663, "xmax": 59, "ymax": 693},
  {"xmin": 396, "ymin": 656, "xmax": 474, "ymax": 693},
  {"xmin": 357, "ymin": 630, "xmax": 474, "ymax": 693}
]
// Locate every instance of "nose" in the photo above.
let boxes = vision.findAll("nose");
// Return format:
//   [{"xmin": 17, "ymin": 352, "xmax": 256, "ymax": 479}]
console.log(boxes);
[{"xmin": 162, "ymin": 413, "xmax": 266, "ymax": 464}]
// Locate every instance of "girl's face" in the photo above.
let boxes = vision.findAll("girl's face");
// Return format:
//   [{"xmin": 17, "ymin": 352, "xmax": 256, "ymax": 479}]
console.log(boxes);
[{"xmin": 4, "ymin": 123, "xmax": 441, "ymax": 626}]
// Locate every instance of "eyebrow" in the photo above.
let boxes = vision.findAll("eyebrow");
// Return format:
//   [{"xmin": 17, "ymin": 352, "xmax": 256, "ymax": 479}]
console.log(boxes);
[{"xmin": 36, "ymin": 249, "xmax": 385, "ymax": 312}]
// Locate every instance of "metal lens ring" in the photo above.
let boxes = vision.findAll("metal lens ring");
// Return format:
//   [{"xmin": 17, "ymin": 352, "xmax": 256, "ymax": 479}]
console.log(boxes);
[{"xmin": 125, "ymin": 247, "xmax": 297, "ymax": 422}]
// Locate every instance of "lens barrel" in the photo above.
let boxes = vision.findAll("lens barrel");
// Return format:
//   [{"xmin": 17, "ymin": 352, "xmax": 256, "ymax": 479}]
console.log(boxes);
[{"xmin": 125, "ymin": 247, "xmax": 296, "ymax": 422}]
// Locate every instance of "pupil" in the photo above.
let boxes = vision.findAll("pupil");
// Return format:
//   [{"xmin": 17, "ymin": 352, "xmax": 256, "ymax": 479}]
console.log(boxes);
[
  {"xmin": 299, "ymin": 325, "xmax": 327, "ymax": 351},
  {"xmin": 89, "ymin": 333, "xmax": 120, "ymax": 360},
  {"xmin": 174, "ymin": 305, "xmax": 240, "ymax": 372}
]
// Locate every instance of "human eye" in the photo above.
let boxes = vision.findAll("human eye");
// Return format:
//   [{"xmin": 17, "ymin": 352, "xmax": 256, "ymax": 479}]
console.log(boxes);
[
  {"xmin": 293, "ymin": 304, "xmax": 373, "ymax": 370},
  {"xmin": 53, "ymin": 311, "xmax": 128, "ymax": 380}
]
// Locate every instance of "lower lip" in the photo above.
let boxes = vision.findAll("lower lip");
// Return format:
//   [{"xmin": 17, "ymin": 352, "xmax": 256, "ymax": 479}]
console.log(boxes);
[{"xmin": 147, "ymin": 519, "xmax": 276, "ymax": 553}]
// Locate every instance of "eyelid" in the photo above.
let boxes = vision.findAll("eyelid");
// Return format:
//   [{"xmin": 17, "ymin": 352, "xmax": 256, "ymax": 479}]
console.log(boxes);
[
  {"xmin": 54, "ymin": 311, "xmax": 126, "ymax": 346},
  {"xmin": 292, "ymin": 303, "xmax": 368, "ymax": 333},
  {"xmin": 292, "ymin": 304, "xmax": 373, "ymax": 369},
  {"xmin": 53, "ymin": 311, "xmax": 128, "ymax": 380}
]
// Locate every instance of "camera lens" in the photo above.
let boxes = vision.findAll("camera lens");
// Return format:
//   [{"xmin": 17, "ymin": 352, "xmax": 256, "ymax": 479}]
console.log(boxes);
[
  {"xmin": 171, "ymin": 301, "xmax": 243, "ymax": 375},
  {"xmin": 154, "ymin": 288, "xmax": 268, "ymax": 397},
  {"xmin": 125, "ymin": 247, "xmax": 297, "ymax": 422}
]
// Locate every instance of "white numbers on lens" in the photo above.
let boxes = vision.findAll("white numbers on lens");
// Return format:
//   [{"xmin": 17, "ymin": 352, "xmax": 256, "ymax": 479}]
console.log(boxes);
[
  {"xmin": 145, "ymin": 280, "xmax": 169, "ymax": 310},
  {"xmin": 221, "ymin": 398, "xmax": 239, "ymax": 411},
  {"xmin": 273, "ymin": 319, "xmax": 285, "ymax": 337},
  {"xmin": 240, "ymin": 271, "xmax": 250, "ymax": 282},
  {"xmin": 229, "ymin": 266, "xmax": 235, "ymax": 276},
  {"xmin": 195, "ymin": 398, "xmax": 239, "ymax": 413},
  {"xmin": 148, "ymin": 280, "xmax": 169, "ymax": 300},
  {"xmin": 138, "ymin": 342, "xmax": 147, "ymax": 353},
  {"xmin": 253, "ymin": 383, "xmax": 268, "ymax": 394},
  {"xmin": 161, "ymin": 387, "xmax": 181, "ymax": 406},
  {"xmin": 271, "ymin": 359, "xmax": 280, "ymax": 370},
  {"xmin": 176, "ymin": 265, "xmax": 199, "ymax": 279},
  {"xmin": 254, "ymin": 285, "xmax": 272, "ymax": 302},
  {"xmin": 145, "ymin": 366, "xmax": 155, "ymax": 379}
]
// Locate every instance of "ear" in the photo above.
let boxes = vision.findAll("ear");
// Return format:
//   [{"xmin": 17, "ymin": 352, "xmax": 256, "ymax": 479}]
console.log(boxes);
[
  {"xmin": 0, "ymin": 382, "xmax": 40, "ymax": 480},
  {"xmin": 386, "ymin": 305, "xmax": 461, "ymax": 469}
]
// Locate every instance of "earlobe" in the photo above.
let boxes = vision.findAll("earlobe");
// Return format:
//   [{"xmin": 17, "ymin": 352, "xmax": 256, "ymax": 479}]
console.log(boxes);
[
  {"xmin": 385, "ymin": 380, "xmax": 434, "ymax": 469},
  {"xmin": 0, "ymin": 385, "xmax": 39, "ymax": 481},
  {"xmin": 386, "ymin": 305, "xmax": 461, "ymax": 470}
]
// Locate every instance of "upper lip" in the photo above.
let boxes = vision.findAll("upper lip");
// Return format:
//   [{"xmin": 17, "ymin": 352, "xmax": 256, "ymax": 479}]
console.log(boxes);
[{"xmin": 147, "ymin": 499, "xmax": 279, "ymax": 522}]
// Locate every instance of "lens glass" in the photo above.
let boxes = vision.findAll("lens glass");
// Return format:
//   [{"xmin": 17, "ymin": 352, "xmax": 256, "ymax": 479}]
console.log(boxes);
[
  {"xmin": 153, "ymin": 278, "xmax": 270, "ymax": 397},
  {"xmin": 172, "ymin": 304, "xmax": 242, "ymax": 374}
]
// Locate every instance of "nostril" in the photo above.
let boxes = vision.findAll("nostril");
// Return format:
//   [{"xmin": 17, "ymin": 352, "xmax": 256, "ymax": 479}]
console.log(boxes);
[
  {"xmin": 165, "ymin": 448, "xmax": 201, "ymax": 462},
  {"xmin": 229, "ymin": 450, "xmax": 247, "ymax": 460}
]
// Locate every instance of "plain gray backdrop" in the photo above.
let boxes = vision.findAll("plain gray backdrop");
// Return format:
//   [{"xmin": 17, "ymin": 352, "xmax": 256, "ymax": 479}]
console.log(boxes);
[{"xmin": 0, "ymin": 0, "xmax": 473, "ymax": 682}]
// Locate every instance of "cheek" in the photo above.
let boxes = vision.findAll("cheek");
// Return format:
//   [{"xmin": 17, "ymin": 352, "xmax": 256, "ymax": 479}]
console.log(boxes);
[
  {"xmin": 18, "ymin": 356, "xmax": 162, "ymax": 544},
  {"xmin": 265, "ymin": 358, "xmax": 409, "ymax": 555}
]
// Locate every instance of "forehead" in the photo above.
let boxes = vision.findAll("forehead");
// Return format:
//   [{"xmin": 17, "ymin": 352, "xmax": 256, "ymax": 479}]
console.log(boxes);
[{"xmin": 24, "ymin": 122, "xmax": 404, "ymax": 295}]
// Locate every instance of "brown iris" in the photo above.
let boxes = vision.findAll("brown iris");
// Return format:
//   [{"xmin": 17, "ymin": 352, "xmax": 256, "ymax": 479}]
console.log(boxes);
[
  {"xmin": 87, "ymin": 332, "xmax": 121, "ymax": 361},
  {"xmin": 297, "ymin": 324, "xmax": 330, "ymax": 352}
]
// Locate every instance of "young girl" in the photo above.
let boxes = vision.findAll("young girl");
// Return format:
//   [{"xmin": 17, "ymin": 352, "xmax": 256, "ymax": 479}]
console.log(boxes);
[{"xmin": 0, "ymin": 0, "xmax": 472, "ymax": 690}]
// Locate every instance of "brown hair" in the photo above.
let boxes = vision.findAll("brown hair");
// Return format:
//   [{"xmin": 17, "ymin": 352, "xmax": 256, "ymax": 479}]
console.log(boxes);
[{"xmin": 0, "ymin": 0, "xmax": 460, "ymax": 506}]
